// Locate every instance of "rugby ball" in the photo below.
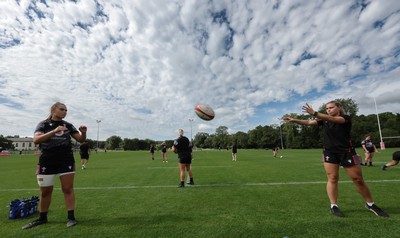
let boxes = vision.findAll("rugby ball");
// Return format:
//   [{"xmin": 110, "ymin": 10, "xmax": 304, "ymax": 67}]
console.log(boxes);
[{"xmin": 194, "ymin": 104, "xmax": 215, "ymax": 121}]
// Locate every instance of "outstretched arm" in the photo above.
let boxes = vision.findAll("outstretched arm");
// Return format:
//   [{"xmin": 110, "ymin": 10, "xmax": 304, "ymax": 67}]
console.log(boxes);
[
  {"xmin": 282, "ymin": 116, "xmax": 318, "ymax": 126},
  {"xmin": 302, "ymin": 103, "xmax": 345, "ymax": 124}
]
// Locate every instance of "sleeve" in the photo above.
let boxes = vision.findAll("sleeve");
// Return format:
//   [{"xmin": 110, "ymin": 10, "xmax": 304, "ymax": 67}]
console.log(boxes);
[
  {"xmin": 34, "ymin": 121, "xmax": 46, "ymax": 134},
  {"xmin": 67, "ymin": 122, "xmax": 79, "ymax": 135}
]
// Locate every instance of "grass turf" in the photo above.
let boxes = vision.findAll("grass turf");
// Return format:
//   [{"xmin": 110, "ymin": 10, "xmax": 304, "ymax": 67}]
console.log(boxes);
[{"xmin": 0, "ymin": 148, "xmax": 399, "ymax": 238}]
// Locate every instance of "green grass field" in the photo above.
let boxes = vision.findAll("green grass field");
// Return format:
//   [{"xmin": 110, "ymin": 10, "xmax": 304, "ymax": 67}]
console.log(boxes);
[{"xmin": 1, "ymin": 148, "xmax": 399, "ymax": 238}]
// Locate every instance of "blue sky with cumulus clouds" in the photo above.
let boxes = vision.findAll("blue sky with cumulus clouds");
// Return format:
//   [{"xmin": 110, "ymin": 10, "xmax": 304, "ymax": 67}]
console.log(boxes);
[{"xmin": 0, "ymin": 0, "xmax": 399, "ymax": 141}]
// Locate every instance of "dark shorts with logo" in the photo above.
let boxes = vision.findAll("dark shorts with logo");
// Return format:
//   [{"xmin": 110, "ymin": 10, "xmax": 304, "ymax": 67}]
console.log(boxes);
[
  {"xmin": 36, "ymin": 161, "xmax": 75, "ymax": 175},
  {"xmin": 322, "ymin": 150, "xmax": 360, "ymax": 167},
  {"xmin": 37, "ymin": 152, "xmax": 75, "ymax": 175},
  {"xmin": 393, "ymin": 151, "xmax": 400, "ymax": 161}
]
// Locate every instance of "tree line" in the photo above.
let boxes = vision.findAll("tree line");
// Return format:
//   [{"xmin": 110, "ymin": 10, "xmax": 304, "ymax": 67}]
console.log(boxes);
[
  {"xmin": 90, "ymin": 98, "xmax": 400, "ymax": 150},
  {"xmin": 2, "ymin": 99, "xmax": 399, "ymax": 151}
]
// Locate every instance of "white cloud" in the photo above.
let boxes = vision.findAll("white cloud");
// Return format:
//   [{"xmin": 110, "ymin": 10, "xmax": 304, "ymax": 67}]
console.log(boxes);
[{"xmin": 0, "ymin": 0, "xmax": 399, "ymax": 141}]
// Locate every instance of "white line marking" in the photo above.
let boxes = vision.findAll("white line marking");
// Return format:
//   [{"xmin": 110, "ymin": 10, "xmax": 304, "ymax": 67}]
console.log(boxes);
[
  {"xmin": 147, "ymin": 165, "xmax": 233, "ymax": 169},
  {"xmin": 1, "ymin": 179, "xmax": 400, "ymax": 191}
]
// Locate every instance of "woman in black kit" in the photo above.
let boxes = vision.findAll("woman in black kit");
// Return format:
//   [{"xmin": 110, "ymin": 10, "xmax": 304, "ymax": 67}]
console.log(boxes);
[
  {"xmin": 23, "ymin": 102, "xmax": 87, "ymax": 229},
  {"xmin": 173, "ymin": 129, "xmax": 194, "ymax": 187},
  {"xmin": 283, "ymin": 101, "xmax": 388, "ymax": 218}
]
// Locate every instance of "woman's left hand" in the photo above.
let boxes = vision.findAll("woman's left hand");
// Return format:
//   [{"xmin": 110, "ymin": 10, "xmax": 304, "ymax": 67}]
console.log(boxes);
[
  {"xmin": 79, "ymin": 125, "xmax": 87, "ymax": 133},
  {"xmin": 302, "ymin": 103, "xmax": 315, "ymax": 115}
]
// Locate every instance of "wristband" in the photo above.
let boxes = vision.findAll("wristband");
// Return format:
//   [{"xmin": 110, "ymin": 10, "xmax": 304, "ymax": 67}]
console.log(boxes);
[{"xmin": 313, "ymin": 111, "xmax": 318, "ymax": 117}]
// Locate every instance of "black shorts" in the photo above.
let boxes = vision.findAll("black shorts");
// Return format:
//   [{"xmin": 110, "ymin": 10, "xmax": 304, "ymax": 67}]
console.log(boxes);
[
  {"xmin": 178, "ymin": 157, "xmax": 192, "ymax": 164},
  {"xmin": 323, "ymin": 150, "xmax": 360, "ymax": 167},
  {"xmin": 366, "ymin": 148, "xmax": 375, "ymax": 153},
  {"xmin": 80, "ymin": 153, "xmax": 89, "ymax": 160},
  {"xmin": 36, "ymin": 160, "xmax": 75, "ymax": 175},
  {"xmin": 393, "ymin": 151, "xmax": 400, "ymax": 161}
]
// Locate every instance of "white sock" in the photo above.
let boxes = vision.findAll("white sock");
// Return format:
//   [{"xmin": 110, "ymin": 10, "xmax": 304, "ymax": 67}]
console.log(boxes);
[
  {"xmin": 331, "ymin": 204, "xmax": 338, "ymax": 208},
  {"xmin": 367, "ymin": 202, "xmax": 374, "ymax": 207}
]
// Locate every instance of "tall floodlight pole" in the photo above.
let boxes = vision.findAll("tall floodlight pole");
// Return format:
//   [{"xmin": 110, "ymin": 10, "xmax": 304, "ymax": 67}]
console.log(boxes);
[
  {"xmin": 373, "ymin": 97, "xmax": 385, "ymax": 150},
  {"xmin": 96, "ymin": 120, "xmax": 101, "ymax": 151},
  {"xmin": 277, "ymin": 118, "xmax": 284, "ymax": 150},
  {"xmin": 279, "ymin": 123, "xmax": 284, "ymax": 150},
  {"xmin": 189, "ymin": 119, "xmax": 194, "ymax": 141}
]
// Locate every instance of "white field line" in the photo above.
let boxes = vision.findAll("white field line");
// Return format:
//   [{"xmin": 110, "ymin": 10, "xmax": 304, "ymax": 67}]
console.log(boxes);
[
  {"xmin": 147, "ymin": 165, "xmax": 233, "ymax": 169},
  {"xmin": 2, "ymin": 179, "xmax": 400, "ymax": 192}
]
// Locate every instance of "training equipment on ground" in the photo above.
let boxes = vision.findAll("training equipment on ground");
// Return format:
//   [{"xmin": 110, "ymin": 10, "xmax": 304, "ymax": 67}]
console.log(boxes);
[
  {"xmin": 194, "ymin": 104, "xmax": 215, "ymax": 121},
  {"xmin": 8, "ymin": 196, "xmax": 39, "ymax": 219}
]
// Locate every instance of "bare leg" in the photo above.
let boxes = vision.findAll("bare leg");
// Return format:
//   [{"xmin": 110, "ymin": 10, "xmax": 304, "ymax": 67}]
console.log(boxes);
[
  {"xmin": 324, "ymin": 163, "xmax": 340, "ymax": 204},
  {"xmin": 344, "ymin": 165, "xmax": 373, "ymax": 202},
  {"xmin": 39, "ymin": 186, "xmax": 54, "ymax": 212},
  {"xmin": 178, "ymin": 163, "xmax": 186, "ymax": 181},
  {"xmin": 60, "ymin": 173, "xmax": 75, "ymax": 211}
]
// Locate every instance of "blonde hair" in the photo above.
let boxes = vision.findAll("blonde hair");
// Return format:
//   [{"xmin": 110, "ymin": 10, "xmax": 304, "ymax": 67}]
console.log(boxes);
[
  {"xmin": 178, "ymin": 129, "xmax": 184, "ymax": 136},
  {"xmin": 47, "ymin": 102, "xmax": 66, "ymax": 120},
  {"xmin": 326, "ymin": 100, "xmax": 345, "ymax": 116}
]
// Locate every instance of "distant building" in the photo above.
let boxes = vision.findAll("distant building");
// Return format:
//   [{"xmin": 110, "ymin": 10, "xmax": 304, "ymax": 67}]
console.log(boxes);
[
  {"xmin": 8, "ymin": 137, "xmax": 81, "ymax": 152},
  {"xmin": 9, "ymin": 137, "xmax": 38, "ymax": 151}
]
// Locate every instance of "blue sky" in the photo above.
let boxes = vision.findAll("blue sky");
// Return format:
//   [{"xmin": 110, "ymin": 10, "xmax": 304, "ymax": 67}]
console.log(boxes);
[{"xmin": 0, "ymin": 0, "xmax": 400, "ymax": 141}]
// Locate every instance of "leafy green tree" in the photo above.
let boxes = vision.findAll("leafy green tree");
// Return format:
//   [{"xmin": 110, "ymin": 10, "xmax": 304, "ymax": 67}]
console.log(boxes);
[
  {"xmin": 247, "ymin": 125, "xmax": 272, "ymax": 148},
  {"xmin": 194, "ymin": 132, "xmax": 210, "ymax": 148},
  {"xmin": 0, "ymin": 135, "xmax": 14, "ymax": 150},
  {"xmin": 122, "ymin": 138, "xmax": 136, "ymax": 150},
  {"xmin": 317, "ymin": 98, "xmax": 359, "ymax": 116},
  {"xmin": 214, "ymin": 126, "xmax": 229, "ymax": 148},
  {"xmin": 106, "ymin": 136, "xmax": 123, "ymax": 150},
  {"xmin": 204, "ymin": 135, "xmax": 215, "ymax": 148},
  {"xmin": 231, "ymin": 131, "xmax": 249, "ymax": 148},
  {"xmin": 215, "ymin": 126, "xmax": 229, "ymax": 135}
]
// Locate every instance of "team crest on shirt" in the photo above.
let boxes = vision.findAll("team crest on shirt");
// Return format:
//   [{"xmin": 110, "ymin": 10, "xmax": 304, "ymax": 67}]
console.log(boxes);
[{"xmin": 55, "ymin": 131, "xmax": 64, "ymax": 136}]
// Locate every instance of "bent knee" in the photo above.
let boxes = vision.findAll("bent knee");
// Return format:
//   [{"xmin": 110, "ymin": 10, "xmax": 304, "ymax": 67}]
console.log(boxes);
[
  {"xmin": 351, "ymin": 177, "xmax": 365, "ymax": 185},
  {"xmin": 327, "ymin": 176, "xmax": 339, "ymax": 183},
  {"xmin": 62, "ymin": 187, "xmax": 74, "ymax": 194}
]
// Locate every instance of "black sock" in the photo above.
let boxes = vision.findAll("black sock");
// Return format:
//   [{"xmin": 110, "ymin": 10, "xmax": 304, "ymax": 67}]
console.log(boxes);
[
  {"xmin": 39, "ymin": 212, "xmax": 48, "ymax": 221},
  {"xmin": 190, "ymin": 178, "xmax": 194, "ymax": 182},
  {"xmin": 68, "ymin": 210, "xmax": 75, "ymax": 220}
]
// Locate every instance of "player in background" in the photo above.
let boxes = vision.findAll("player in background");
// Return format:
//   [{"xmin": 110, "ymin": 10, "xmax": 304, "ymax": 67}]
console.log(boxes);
[
  {"xmin": 149, "ymin": 144, "xmax": 155, "ymax": 160},
  {"xmin": 79, "ymin": 141, "xmax": 90, "ymax": 169},
  {"xmin": 22, "ymin": 102, "xmax": 87, "ymax": 229},
  {"xmin": 381, "ymin": 151, "xmax": 400, "ymax": 170},
  {"xmin": 361, "ymin": 135, "xmax": 378, "ymax": 166},
  {"xmin": 283, "ymin": 101, "xmax": 388, "ymax": 218},
  {"xmin": 187, "ymin": 140, "xmax": 194, "ymax": 184},
  {"xmin": 232, "ymin": 142, "xmax": 238, "ymax": 161},
  {"xmin": 161, "ymin": 142, "xmax": 168, "ymax": 163},
  {"xmin": 273, "ymin": 145, "xmax": 279, "ymax": 158},
  {"xmin": 173, "ymin": 129, "xmax": 194, "ymax": 187}
]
